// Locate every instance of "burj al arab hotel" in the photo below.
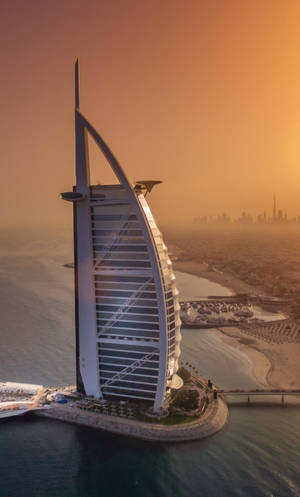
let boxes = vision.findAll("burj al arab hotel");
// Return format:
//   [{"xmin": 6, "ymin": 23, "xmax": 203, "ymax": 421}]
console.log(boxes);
[{"xmin": 62, "ymin": 61, "xmax": 182, "ymax": 411}]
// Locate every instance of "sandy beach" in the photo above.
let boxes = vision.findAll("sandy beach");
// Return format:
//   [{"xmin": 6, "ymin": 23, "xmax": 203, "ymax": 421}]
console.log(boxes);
[
  {"xmin": 174, "ymin": 260, "xmax": 300, "ymax": 390},
  {"xmin": 215, "ymin": 326, "xmax": 300, "ymax": 390}
]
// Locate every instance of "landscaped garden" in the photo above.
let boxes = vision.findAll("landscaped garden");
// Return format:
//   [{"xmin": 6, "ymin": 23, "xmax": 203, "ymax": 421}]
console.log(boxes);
[{"xmin": 74, "ymin": 364, "xmax": 211, "ymax": 425}]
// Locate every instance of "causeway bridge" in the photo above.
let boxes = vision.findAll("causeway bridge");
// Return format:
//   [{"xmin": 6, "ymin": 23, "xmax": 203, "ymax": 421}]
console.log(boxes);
[{"xmin": 216, "ymin": 389, "xmax": 300, "ymax": 406}]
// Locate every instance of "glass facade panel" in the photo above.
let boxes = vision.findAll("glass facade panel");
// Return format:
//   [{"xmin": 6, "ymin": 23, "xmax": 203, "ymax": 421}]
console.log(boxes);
[
  {"xmin": 97, "ymin": 320, "xmax": 159, "ymax": 330},
  {"xmin": 94, "ymin": 260, "xmax": 152, "ymax": 268}
]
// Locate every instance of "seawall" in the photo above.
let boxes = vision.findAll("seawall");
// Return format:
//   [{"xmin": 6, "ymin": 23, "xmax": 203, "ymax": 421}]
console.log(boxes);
[{"xmin": 33, "ymin": 397, "xmax": 229, "ymax": 443}]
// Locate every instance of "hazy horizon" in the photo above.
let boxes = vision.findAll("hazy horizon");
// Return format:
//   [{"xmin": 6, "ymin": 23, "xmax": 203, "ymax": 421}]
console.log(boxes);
[{"xmin": 1, "ymin": 0, "xmax": 300, "ymax": 228}]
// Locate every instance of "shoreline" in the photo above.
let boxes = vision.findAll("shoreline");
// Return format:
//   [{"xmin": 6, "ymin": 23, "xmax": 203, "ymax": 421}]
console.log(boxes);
[
  {"xmin": 174, "ymin": 261, "xmax": 300, "ymax": 391},
  {"xmin": 215, "ymin": 327, "xmax": 271, "ymax": 387},
  {"xmin": 173, "ymin": 260, "xmax": 261, "ymax": 296},
  {"xmin": 217, "ymin": 323, "xmax": 300, "ymax": 391}
]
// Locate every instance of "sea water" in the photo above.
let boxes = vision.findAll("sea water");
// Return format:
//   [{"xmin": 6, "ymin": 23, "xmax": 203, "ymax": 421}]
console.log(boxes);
[{"xmin": 0, "ymin": 229, "xmax": 299, "ymax": 497}]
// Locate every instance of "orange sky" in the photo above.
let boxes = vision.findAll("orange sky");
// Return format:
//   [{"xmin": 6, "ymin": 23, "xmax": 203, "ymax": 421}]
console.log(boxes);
[{"xmin": 1, "ymin": 0, "xmax": 300, "ymax": 227}]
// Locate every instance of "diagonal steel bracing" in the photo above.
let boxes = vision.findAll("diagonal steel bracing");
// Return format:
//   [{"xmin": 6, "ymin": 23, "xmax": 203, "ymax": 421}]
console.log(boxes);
[
  {"xmin": 100, "ymin": 350, "xmax": 158, "ymax": 388},
  {"xmin": 99, "ymin": 277, "xmax": 154, "ymax": 335}
]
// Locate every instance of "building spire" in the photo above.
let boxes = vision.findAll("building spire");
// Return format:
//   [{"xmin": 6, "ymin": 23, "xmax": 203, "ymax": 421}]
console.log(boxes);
[
  {"xmin": 273, "ymin": 193, "xmax": 277, "ymax": 221},
  {"xmin": 75, "ymin": 58, "xmax": 80, "ymax": 110}
]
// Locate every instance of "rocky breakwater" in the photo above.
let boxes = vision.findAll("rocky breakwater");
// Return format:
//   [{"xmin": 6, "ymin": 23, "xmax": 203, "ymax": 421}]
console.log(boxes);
[{"xmin": 33, "ymin": 397, "xmax": 229, "ymax": 443}]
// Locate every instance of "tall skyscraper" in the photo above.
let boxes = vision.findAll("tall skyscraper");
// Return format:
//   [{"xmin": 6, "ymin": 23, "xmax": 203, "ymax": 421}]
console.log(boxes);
[
  {"xmin": 273, "ymin": 193, "xmax": 277, "ymax": 221},
  {"xmin": 62, "ymin": 61, "xmax": 182, "ymax": 410}
]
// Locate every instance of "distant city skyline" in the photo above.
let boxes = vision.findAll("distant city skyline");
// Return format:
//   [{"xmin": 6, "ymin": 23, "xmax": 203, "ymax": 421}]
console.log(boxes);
[
  {"xmin": 194, "ymin": 194, "xmax": 300, "ymax": 225},
  {"xmin": 1, "ymin": 1, "xmax": 300, "ymax": 227}
]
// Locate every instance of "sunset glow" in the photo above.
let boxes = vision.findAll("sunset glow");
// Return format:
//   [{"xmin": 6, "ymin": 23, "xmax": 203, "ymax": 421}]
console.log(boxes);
[{"xmin": 1, "ymin": 0, "xmax": 300, "ymax": 226}]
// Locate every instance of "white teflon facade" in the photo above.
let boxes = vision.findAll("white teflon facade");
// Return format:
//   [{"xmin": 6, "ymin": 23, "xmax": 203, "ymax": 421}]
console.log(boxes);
[
  {"xmin": 63, "ymin": 61, "xmax": 181, "ymax": 410},
  {"xmin": 91, "ymin": 185, "xmax": 181, "ymax": 408}
]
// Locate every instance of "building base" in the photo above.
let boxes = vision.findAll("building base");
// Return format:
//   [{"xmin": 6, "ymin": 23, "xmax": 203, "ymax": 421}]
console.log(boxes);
[{"xmin": 32, "ymin": 397, "xmax": 229, "ymax": 443}]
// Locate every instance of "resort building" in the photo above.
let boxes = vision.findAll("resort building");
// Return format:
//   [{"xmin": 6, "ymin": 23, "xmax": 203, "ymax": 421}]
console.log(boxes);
[{"xmin": 62, "ymin": 61, "xmax": 181, "ymax": 410}]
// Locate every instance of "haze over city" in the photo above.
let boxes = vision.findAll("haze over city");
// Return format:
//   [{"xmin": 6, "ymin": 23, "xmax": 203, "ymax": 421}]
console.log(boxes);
[
  {"xmin": 2, "ymin": 2, "xmax": 300, "ymax": 496},
  {"xmin": 1, "ymin": 0, "xmax": 300, "ymax": 227}
]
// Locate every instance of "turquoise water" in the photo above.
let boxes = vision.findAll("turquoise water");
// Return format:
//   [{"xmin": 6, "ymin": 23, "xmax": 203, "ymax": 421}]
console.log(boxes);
[{"xmin": 0, "ymin": 230, "xmax": 299, "ymax": 497}]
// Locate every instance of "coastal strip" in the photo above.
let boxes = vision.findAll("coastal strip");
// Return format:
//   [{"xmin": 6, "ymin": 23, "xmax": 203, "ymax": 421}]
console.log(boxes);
[
  {"xmin": 174, "ymin": 263, "xmax": 300, "ymax": 391},
  {"xmin": 33, "ymin": 397, "xmax": 229, "ymax": 443},
  {"xmin": 215, "ymin": 327, "xmax": 271, "ymax": 387},
  {"xmin": 215, "ymin": 325, "xmax": 300, "ymax": 390},
  {"xmin": 173, "ymin": 260, "xmax": 255, "ymax": 296}
]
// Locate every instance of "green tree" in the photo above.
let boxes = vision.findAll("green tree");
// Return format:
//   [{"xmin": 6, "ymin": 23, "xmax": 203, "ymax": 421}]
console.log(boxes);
[
  {"xmin": 172, "ymin": 389, "xmax": 199, "ymax": 411},
  {"xmin": 177, "ymin": 366, "xmax": 191, "ymax": 384}
]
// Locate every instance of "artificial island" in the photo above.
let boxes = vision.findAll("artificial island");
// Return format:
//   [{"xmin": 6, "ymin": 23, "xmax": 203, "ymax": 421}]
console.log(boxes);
[{"xmin": 0, "ymin": 61, "xmax": 228, "ymax": 442}]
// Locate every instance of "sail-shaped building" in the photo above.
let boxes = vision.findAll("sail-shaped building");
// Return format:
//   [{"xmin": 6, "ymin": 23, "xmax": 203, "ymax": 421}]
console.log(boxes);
[{"xmin": 62, "ymin": 61, "xmax": 181, "ymax": 411}]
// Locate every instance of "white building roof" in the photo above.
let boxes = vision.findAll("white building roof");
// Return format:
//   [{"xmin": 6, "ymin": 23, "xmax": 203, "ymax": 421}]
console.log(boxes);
[{"xmin": 0, "ymin": 382, "xmax": 43, "ymax": 395}]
